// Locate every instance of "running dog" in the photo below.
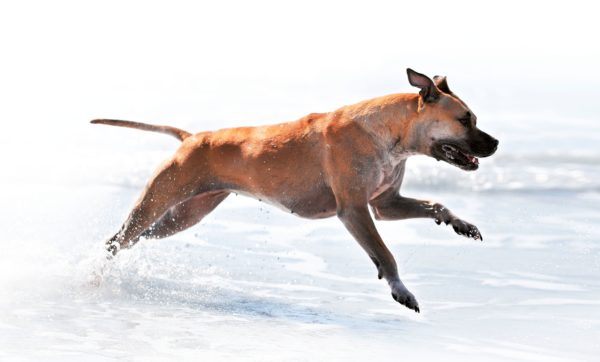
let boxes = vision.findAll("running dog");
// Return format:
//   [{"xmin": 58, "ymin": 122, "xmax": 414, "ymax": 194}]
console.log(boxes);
[{"xmin": 92, "ymin": 69, "xmax": 499, "ymax": 312}]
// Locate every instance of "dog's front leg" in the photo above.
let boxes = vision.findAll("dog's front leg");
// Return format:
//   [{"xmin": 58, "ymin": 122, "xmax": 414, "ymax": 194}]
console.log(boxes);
[
  {"xmin": 337, "ymin": 204, "xmax": 420, "ymax": 312},
  {"xmin": 370, "ymin": 195, "xmax": 482, "ymax": 240}
]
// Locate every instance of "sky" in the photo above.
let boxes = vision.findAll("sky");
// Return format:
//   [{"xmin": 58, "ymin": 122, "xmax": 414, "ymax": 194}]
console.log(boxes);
[{"xmin": 1, "ymin": 1, "xmax": 598, "ymax": 116}]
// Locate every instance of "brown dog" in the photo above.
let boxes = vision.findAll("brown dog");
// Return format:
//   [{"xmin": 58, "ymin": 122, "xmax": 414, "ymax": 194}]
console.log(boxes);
[{"xmin": 92, "ymin": 69, "xmax": 498, "ymax": 312}]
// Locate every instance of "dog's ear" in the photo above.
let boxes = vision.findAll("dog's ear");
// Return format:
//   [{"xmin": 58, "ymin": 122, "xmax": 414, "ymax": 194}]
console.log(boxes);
[
  {"xmin": 407, "ymin": 68, "xmax": 440, "ymax": 103},
  {"xmin": 433, "ymin": 75, "xmax": 451, "ymax": 94}
]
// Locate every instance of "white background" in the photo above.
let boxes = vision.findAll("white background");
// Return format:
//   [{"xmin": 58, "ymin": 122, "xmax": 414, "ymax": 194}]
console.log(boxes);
[{"xmin": 1, "ymin": 1, "xmax": 599, "ymax": 361}]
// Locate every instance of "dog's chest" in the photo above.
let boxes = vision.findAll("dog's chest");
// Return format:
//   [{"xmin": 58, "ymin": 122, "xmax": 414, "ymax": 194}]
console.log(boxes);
[{"xmin": 369, "ymin": 156, "xmax": 408, "ymax": 200}]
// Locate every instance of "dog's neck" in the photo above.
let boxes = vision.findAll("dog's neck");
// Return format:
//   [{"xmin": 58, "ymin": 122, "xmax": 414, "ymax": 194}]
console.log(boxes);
[{"xmin": 343, "ymin": 93, "xmax": 422, "ymax": 159}]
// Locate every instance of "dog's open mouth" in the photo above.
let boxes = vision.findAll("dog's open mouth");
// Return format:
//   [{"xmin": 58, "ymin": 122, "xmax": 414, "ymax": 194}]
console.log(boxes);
[{"xmin": 434, "ymin": 143, "xmax": 479, "ymax": 171}]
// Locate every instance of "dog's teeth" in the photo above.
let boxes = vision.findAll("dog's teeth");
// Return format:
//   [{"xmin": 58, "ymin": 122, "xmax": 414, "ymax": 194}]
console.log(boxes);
[{"xmin": 464, "ymin": 154, "xmax": 479, "ymax": 165}]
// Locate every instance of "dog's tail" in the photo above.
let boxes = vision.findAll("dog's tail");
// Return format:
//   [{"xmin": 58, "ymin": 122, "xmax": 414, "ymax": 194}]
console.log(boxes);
[{"xmin": 90, "ymin": 119, "xmax": 192, "ymax": 142}]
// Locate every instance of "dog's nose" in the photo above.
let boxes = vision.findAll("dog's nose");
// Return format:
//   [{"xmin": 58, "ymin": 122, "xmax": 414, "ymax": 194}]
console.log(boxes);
[{"xmin": 491, "ymin": 138, "xmax": 499, "ymax": 153}]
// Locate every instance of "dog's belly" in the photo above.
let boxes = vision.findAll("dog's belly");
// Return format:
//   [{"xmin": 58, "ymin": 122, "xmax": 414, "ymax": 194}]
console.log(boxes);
[
  {"xmin": 234, "ymin": 183, "xmax": 338, "ymax": 219},
  {"xmin": 274, "ymin": 186, "xmax": 338, "ymax": 219}
]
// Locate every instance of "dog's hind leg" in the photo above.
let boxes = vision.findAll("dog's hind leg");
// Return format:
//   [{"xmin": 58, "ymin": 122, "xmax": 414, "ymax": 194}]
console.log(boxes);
[
  {"xmin": 105, "ymin": 159, "xmax": 200, "ymax": 255},
  {"xmin": 139, "ymin": 191, "xmax": 229, "ymax": 240}
]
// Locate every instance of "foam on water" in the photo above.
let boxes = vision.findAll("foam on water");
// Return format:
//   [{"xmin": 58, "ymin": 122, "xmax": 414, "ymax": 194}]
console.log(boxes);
[{"xmin": 1, "ymin": 180, "xmax": 599, "ymax": 360}]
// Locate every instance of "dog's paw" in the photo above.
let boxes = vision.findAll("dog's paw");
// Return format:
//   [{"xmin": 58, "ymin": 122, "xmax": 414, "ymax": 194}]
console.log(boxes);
[
  {"xmin": 390, "ymin": 283, "xmax": 420, "ymax": 313},
  {"xmin": 105, "ymin": 241, "xmax": 120, "ymax": 257},
  {"xmin": 432, "ymin": 203, "xmax": 453, "ymax": 225},
  {"xmin": 450, "ymin": 219, "xmax": 483, "ymax": 241}
]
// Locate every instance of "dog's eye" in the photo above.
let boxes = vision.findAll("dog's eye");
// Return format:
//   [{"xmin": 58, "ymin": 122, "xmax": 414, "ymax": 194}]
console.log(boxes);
[
  {"xmin": 458, "ymin": 118, "xmax": 470, "ymax": 127},
  {"xmin": 458, "ymin": 112, "xmax": 471, "ymax": 127}
]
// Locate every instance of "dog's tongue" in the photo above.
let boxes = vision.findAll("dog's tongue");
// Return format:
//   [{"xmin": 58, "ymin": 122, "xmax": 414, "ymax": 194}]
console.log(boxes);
[{"xmin": 457, "ymin": 148, "xmax": 479, "ymax": 165}]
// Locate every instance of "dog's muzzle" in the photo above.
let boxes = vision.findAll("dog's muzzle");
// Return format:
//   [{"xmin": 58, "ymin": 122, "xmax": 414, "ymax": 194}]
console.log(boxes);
[{"xmin": 431, "ymin": 131, "xmax": 499, "ymax": 171}]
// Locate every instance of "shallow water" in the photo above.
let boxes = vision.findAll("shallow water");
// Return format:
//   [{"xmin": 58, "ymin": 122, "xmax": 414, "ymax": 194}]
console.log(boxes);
[{"xmin": 1, "ymin": 108, "xmax": 599, "ymax": 361}]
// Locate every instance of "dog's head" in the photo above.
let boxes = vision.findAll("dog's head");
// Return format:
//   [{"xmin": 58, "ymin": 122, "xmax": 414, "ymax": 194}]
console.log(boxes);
[{"xmin": 406, "ymin": 68, "xmax": 499, "ymax": 171}]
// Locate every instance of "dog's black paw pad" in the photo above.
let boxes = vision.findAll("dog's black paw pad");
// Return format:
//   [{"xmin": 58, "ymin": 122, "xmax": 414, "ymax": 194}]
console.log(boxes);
[
  {"xmin": 106, "ymin": 242, "xmax": 120, "ymax": 257},
  {"xmin": 391, "ymin": 291, "xmax": 420, "ymax": 313},
  {"xmin": 451, "ymin": 219, "xmax": 482, "ymax": 241}
]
